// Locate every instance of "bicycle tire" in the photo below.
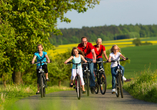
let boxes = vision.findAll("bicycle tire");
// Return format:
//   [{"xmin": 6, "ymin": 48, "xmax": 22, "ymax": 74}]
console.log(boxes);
[
  {"xmin": 95, "ymin": 81, "xmax": 99, "ymax": 94},
  {"xmin": 100, "ymin": 73, "xmax": 107, "ymax": 95},
  {"xmin": 119, "ymin": 74, "xmax": 123, "ymax": 98},
  {"xmin": 116, "ymin": 75, "xmax": 119, "ymax": 97},
  {"xmin": 77, "ymin": 75, "xmax": 81, "ymax": 100},
  {"xmin": 40, "ymin": 74, "xmax": 44, "ymax": 98},
  {"xmin": 86, "ymin": 73, "xmax": 90, "ymax": 96},
  {"xmin": 43, "ymin": 77, "xmax": 46, "ymax": 97}
]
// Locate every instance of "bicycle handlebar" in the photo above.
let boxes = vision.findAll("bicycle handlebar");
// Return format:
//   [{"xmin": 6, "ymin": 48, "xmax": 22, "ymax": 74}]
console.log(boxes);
[
  {"xmin": 82, "ymin": 61, "xmax": 93, "ymax": 65},
  {"xmin": 111, "ymin": 58, "xmax": 128, "ymax": 62},
  {"xmin": 67, "ymin": 62, "xmax": 82, "ymax": 65},
  {"xmin": 30, "ymin": 61, "xmax": 50, "ymax": 65},
  {"xmin": 96, "ymin": 61, "xmax": 108, "ymax": 64}
]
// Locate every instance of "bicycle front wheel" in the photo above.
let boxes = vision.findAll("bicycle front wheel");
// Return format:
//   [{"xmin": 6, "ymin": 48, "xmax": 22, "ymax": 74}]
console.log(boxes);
[
  {"xmin": 40, "ymin": 74, "xmax": 44, "ymax": 98},
  {"xmin": 95, "ymin": 81, "xmax": 99, "ymax": 94},
  {"xmin": 119, "ymin": 74, "xmax": 123, "ymax": 98},
  {"xmin": 77, "ymin": 75, "xmax": 81, "ymax": 100},
  {"xmin": 116, "ymin": 76, "xmax": 119, "ymax": 97},
  {"xmin": 85, "ymin": 73, "xmax": 90, "ymax": 96},
  {"xmin": 100, "ymin": 73, "xmax": 107, "ymax": 95}
]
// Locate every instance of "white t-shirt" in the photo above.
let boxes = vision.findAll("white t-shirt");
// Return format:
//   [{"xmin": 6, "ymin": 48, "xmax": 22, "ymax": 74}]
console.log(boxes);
[{"xmin": 109, "ymin": 52, "xmax": 121, "ymax": 68}]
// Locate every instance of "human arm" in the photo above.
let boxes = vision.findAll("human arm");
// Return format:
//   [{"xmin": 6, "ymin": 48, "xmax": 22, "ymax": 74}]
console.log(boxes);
[
  {"xmin": 64, "ymin": 56, "xmax": 74, "ymax": 64},
  {"xmin": 103, "ymin": 51, "xmax": 108, "ymax": 61},
  {"xmin": 45, "ymin": 54, "xmax": 50, "ymax": 63},
  {"xmin": 108, "ymin": 55, "xmax": 111, "ymax": 62},
  {"xmin": 91, "ymin": 49, "xmax": 96, "ymax": 63},
  {"xmin": 120, "ymin": 54, "xmax": 126, "ymax": 60},
  {"xmin": 80, "ymin": 55, "xmax": 87, "ymax": 63},
  {"xmin": 31, "ymin": 55, "xmax": 37, "ymax": 64}
]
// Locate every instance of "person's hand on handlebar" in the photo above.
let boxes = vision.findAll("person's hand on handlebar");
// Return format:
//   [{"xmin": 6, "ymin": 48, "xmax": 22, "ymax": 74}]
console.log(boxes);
[
  {"xmin": 47, "ymin": 60, "xmax": 50, "ymax": 63},
  {"xmin": 64, "ymin": 61, "xmax": 68, "ymax": 64},
  {"xmin": 93, "ymin": 59, "xmax": 96, "ymax": 63}
]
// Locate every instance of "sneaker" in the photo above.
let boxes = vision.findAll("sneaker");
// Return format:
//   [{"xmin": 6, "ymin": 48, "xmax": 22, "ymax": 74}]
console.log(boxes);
[
  {"xmin": 112, "ymin": 89, "xmax": 116, "ymax": 94},
  {"xmin": 46, "ymin": 78, "xmax": 50, "ymax": 81},
  {"xmin": 123, "ymin": 76, "xmax": 126, "ymax": 81},
  {"xmin": 36, "ymin": 91, "xmax": 40, "ymax": 94},
  {"xmin": 82, "ymin": 90, "xmax": 86, "ymax": 94},
  {"xmin": 125, "ymin": 79, "xmax": 131, "ymax": 82}
]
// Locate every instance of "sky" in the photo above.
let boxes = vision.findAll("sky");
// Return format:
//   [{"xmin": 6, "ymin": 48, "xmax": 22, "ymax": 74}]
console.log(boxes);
[{"xmin": 57, "ymin": 0, "xmax": 157, "ymax": 29}]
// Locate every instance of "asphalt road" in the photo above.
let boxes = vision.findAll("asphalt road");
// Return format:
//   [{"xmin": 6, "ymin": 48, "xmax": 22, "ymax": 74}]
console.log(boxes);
[{"xmin": 10, "ymin": 90, "xmax": 157, "ymax": 110}]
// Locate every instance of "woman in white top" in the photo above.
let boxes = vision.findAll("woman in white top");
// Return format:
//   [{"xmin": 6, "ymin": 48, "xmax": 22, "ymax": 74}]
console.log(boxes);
[{"xmin": 108, "ymin": 45, "xmax": 127, "ymax": 94}]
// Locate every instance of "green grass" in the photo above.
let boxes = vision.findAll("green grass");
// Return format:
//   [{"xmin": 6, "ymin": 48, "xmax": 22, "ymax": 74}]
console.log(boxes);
[
  {"xmin": 0, "ymin": 85, "xmax": 72, "ymax": 110},
  {"xmin": 123, "ymin": 69, "xmax": 157, "ymax": 103},
  {"xmin": 121, "ymin": 44, "xmax": 157, "ymax": 79}
]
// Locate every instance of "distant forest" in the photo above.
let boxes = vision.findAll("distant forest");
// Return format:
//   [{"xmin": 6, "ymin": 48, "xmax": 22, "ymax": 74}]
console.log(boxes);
[{"xmin": 49, "ymin": 24, "xmax": 157, "ymax": 45}]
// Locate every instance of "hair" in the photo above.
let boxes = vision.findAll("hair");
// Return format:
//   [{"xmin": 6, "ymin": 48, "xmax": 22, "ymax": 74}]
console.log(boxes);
[
  {"xmin": 81, "ymin": 36, "xmax": 88, "ymax": 41},
  {"xmin": 37, "ymin": 44, "xmax": 43, "ymax": 48},
  {"xmin": 71, "ymin": 47, "xmax": 85, "ymax": 56},
  {"xmin": 110, "ymin": 44, "xmax": 121, "ymax": 53},
  {"xmin": 96, "ymin": 38, "xmax": 102, "ymax": 43}
]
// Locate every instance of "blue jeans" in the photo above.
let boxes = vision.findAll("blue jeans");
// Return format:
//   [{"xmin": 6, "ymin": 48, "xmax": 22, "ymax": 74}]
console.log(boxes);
[
  {"xmin": 111, "ymin": 65, "xmax": 124, "ymax": 89},
  {"xmin": 84, "ymin": 58, "xmax": 95, "ymax": 87},
  {"xmin": 94, "ymin": 58, "xmax": 104, "ymax": 75}
]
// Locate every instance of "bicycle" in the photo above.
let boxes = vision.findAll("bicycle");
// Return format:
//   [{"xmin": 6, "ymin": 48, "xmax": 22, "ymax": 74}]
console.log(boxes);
[
  {"xmin": 67, "ymin": 62, "xmax": 82, "ymax": 100},
  {"xmin": 94, "ymin": 61, "xmax": 107, "ymax": 95},
  {"xmin": 31, "ymin": 61, "xmax": 48, "ymax": 98},
  {"xmin": 82, "ymin": 61, "xmax": 92, "ymax": 96},
  {"xmin": 111, "ymin": 58, "xmax": 128, "ymax": 98}
]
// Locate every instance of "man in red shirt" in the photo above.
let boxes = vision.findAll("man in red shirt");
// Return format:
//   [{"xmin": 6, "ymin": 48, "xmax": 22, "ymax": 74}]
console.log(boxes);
[{"xmin": 78, "ymin": 37, "xmax": 96, "ymax": 94}]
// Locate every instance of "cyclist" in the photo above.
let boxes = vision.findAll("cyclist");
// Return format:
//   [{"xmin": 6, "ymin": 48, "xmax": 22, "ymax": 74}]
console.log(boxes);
[
  {"xmin": 64, "ymin": 47, "xmax": 87, "ymax": 93},
  {"xmin": 93, "ymin": 38, "xmax": 108, "ymax": 76},
  {"xmin": 108, "ymin": 45, "xmax": 130, "ymax": 94},
  {"xmin": 77, "ymin": 37, "xmax": 96, "ymax": 94},
  {"xmin": 31, "ymin": 44, "xmax": 50, "ymax": 94}
]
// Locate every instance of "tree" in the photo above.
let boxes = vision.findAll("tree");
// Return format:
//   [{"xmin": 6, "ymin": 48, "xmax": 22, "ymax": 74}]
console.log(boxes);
[
  {"xmin": 0, "ymin": 0, "xmax": 100, "ymax": 84},
  {"xmin": 48, "ymin": 50, "xmax": 72, "ymax": 87},
  {"xmin": 132, "ymin": 38, "xmax": 141, "ymax": 46}
]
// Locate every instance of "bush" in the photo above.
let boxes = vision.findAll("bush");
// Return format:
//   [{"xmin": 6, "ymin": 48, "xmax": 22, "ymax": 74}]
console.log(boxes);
[
  {"xmin": 132, "ymin": 38, "xmax": 141, "ymax": 46},
  {"xmin": 123, "ymin": 69, "xmax": 157, "ymax": 103}
]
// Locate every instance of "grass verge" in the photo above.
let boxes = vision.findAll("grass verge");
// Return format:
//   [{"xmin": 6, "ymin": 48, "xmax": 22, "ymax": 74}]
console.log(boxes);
[
  {"xmin": 0, "ymin": 85, "xmax": 72, "ymax": 110},
  {"xmin": 123, "ymin": 69, "xmax": 157, "ymax": 103}
]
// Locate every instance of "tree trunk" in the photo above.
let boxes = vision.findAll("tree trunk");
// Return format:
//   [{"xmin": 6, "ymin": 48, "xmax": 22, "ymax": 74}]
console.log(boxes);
[
  {"xmin": 58, "ymin": 80, "xmax": 61, "ymax": 87},
  {"xmin": 14, "ymin": 71, "xmax": 22, "ymax": 84},
  {"xmin": 2, "ymin": 76, "xmax": 6, "ymax": 88}
]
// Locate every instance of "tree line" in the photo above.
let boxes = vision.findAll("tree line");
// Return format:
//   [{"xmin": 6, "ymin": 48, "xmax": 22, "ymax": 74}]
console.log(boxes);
[{"xmin": 49, "ymin": 24, "xmax": 157, "ymax": 45}]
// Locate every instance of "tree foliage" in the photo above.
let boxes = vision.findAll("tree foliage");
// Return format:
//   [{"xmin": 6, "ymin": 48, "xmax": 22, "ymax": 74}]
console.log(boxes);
[{"xmin": 0, "ymin": 0, "xmax": 100, "ymax": 85}]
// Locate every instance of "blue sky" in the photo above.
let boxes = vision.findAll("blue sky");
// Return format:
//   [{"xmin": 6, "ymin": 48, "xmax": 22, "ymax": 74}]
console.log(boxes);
[{"xmin": 57, "ymin": 0, "xmax": 157, "ymax": 29}]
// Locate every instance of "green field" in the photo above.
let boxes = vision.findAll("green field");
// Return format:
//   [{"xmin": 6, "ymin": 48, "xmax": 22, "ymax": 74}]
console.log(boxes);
[{"xmin": 122, "ymin": 44, "xmax": 157, "ymax": 78}]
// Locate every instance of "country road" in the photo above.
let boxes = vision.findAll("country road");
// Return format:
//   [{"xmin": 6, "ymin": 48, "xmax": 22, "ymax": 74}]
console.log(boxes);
[{"xmin": 10, "ymin": 90, "xmax": 157, "ymax": 110}]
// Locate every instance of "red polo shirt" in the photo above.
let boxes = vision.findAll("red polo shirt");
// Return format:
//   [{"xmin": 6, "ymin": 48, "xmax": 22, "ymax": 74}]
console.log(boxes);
[
  {"xmin": 94, "ymin": 45, "xmax": 106, "ymax": 59},
  {"xmin": 78, "ymin": 42, "xmax": 94, "ymax": 59}
]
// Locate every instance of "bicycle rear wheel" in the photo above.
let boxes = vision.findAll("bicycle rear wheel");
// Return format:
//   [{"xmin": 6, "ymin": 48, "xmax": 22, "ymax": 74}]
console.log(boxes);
[
  {"xmin": 40, "ymin": 74, "xmax": 44, "ymax": 98},
  {"xmin": 119, "ymin": 74, "xmax": 123, "ymax": 98},
  {"xmin": 100, "ymin": 73, "xmax": 107, "ymax": 95},
  {"xmin": 77, "ymin": 75, "xmax": 81, "ymax": 100},
  {"xmin": 116, "ymin": 76, "xmax": 119, "ymax": 97}
]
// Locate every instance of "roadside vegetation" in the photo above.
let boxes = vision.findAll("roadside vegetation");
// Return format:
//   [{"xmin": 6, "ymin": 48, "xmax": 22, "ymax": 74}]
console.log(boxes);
[{"xmin": 123, "ymin": 69, "xmax": 157, "ymax": 103}]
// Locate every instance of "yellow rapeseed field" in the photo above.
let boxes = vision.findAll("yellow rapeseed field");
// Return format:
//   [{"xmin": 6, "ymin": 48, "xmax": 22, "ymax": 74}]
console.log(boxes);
[{"xmin": 48, "ymin": 38, "xmax": 157, "ymax": 57}]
